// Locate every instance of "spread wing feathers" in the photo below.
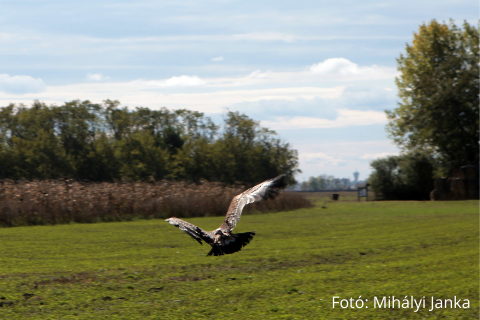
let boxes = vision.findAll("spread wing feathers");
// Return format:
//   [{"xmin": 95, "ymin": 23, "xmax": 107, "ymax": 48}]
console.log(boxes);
[
  {"xmin": 207, "ymin": 232, "xmax": 256, "ymax": 256},
  {"xmin": 221, "ymin": 174, "xmax": 287, "ymax": 232},
  {"xmin": 165, "ymin": 217, "xmax": 212, "ymax": 245}
]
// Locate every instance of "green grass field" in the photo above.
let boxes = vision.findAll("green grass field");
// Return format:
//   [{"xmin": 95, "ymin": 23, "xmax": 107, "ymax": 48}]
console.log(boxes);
[{"xmin": 0, "ymin": 200, "xmax": 478, "ymax": 319}]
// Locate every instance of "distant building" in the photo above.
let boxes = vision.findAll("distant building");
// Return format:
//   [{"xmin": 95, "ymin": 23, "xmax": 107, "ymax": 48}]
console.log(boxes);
[{"xmin": 353, "ymin": 171, "xmax": 359, "ymax": 183}]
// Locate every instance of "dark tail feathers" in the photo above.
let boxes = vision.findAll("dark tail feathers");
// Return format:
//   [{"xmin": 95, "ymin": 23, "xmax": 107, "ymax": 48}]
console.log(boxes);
[{"xmin": 207, "ymin": 232, "xmax": 256, "ymax": 256}]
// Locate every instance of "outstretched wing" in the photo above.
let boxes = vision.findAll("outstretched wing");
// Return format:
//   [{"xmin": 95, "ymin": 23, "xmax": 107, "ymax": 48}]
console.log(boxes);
[
  {"xmin": 165, "ymin": 217, "xmax": 212, "ymax": 245},
  {"xmin": 221, "ymin": 174, "xmax": 287, "ymax": 232}
]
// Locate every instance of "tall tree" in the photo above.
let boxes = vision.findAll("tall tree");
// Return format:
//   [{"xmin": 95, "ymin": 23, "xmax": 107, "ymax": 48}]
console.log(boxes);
[
  {"xmin": 386, "ymin": 20, "xmax": 479, "ymax": 173},
  {"xmin": 368, "ymin": 151, "xmax": 435, "ymax": 200},
  {"xmin": 0, "ymin": 101, "xmax": 299, "ymax": 184},
  {"xmin": 215, "ymin": 111, "xmax": 299, "ymax": 185}
]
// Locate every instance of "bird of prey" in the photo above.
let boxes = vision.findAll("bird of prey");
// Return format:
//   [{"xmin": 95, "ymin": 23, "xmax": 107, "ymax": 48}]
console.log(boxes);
[{"xmin": 165, "ymin": 174, "xmax": 287, "ymax": 256}]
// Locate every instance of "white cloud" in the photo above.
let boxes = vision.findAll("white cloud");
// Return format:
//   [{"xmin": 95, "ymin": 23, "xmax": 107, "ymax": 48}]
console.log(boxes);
[
  {"xmin": 0, "ymin": 59, "xmax": 396, "ymax": 120},
  {"xmin": 301, "ymin": 152, "xmax": 347, "ymax": 166},
  {"xmin": 359, "ymin": 152, "xmax": 399, "ymax": 160},
  {"xmin": 210, "ymin": 59, "xmax": 397, "ymax": 87},
  {"xmin": 211, "ymin": 56, "xmax": 224, "ymax": 62},
  {"xmin": 86, "ymin": 73, "xmax": 110, "ymax": 81},
  {"xmin": 311, "ymin": 58, "xmax": 358, "ymax": 74},
  {"xmin": 336, "ymin": 109, "xmax": 388, "ymax": 126},
  {"xmin": 134, "ymin": 75, "xmax": 206, "ymax": 87},
  {"xmin": 0, "ymin": 74, "xmax": 46, "ymax": 94},
  {"xmin": 0, "ymin": 82, "xmax": 344, "ymax": 115},
  {"xmin": 247, "ymin": 70, "xmax": 272, "ymax": 79},
  {"xmin": 229, "ymin": 85, "xmax": 396, "ymax": 122},
  {"xmin": 310, "ymin": 58, "xmax": 397, "ymax": 79},
  {"xmin": 294, "ymin": 141, "xmax": 401, "ymax": 181},
  {"xmin": 162, "ymin": 75, "xmax": 206, "ymax": 86},
  {"xmin": 261, "ymin": 109, "xmax": 388, "ymax": 130},
  {"xmin": 174, "ymin": 59, "xmax": 397, "ymax": 89}
]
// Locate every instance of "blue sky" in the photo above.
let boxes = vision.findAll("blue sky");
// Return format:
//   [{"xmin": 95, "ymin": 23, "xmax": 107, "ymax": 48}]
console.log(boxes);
[{"xmin": 1, "ymin": 0, "xmax": 477, "ymax": 181}]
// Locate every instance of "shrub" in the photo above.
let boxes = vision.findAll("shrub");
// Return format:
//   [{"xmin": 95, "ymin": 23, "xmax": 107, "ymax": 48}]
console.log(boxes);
[
  {"xmin": 0, "ymin": 179, "xmax": 312, "ymax": 227},
  {"xmin": 368, "ymin": 151, "xmax": 435, "ymax": 200}
]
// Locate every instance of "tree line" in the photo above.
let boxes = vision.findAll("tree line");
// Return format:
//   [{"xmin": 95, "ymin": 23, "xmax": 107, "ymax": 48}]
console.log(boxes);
[
  {"xmin": 296, "ymin": 175, "xmax": 352, "ymax": 191},
  {"xmin": 0, "ymin": 100, "xmax": 299, "ymax": 185},
  {"xmin": 369, "ymin": 20, "xmax": 478, "ymax": 200}
]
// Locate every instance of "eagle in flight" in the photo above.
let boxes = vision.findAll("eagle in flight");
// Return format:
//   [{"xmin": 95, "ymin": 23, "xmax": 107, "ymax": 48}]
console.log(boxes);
[{"xmin": 166, "ymin": 174, "xmax": 287, "ymax": 256}]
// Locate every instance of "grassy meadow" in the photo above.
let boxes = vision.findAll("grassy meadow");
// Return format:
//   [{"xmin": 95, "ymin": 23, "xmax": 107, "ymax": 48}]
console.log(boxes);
[
  {"xmin": 298, "ymin": 190, "xmax": 375, "ymax": 202},
  {"xmin": 0, "ymin": 199, "xmax": 478, "ymax": 319}
]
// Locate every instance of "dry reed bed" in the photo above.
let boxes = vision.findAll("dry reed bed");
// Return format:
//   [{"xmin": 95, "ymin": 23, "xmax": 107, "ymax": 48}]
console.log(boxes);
[{"xmin": 0, "ymin": 179, "xmax": 312, "ymax": 227}]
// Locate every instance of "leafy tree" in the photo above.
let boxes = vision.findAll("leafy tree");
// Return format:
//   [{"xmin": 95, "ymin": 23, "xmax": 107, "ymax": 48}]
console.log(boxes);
[
  {"xmin": 368, "ymin": 151, "xmax": 435, "ymax": 200},
  {"xmin": 172, "ymin": 137, "xmax": 217, "ymax": 181},
  {"xmin": 0, "ymin": 102, "xmax": 70, "ymax": 179},
  {"xmin": 300, "ymin": 181, "xmax": 309, "ymax": 191},
  {"xmin": 104, "ymin": 100, "xmax": 131, "ymax": 141},
  {"xmin": 308, "ymin": 177, "xmax": 320, "ymax": 191},
  {"xmin": 0, "ymin": 101, "xmax": 298, "ymax": 185},
  {"xmin": 90, "ymin": 134, "xmax": 121, "ymax": 181},
  {"xmin": 386, "ymin": 20, "xmax": 479, "ymax": 174},
  {"xmin": 214, "ymin": 111, "xmax": 299, "ymax": 185},
  {"xmin": 162, "ymin": 125, "xmax": 184, "ymax": 155},
  {"xmin": 297, "ymin": 174, "xmax": 348, "ymax": 191},
  {"xmin": 54, "ymin": 100, "xmax": 102, "ymax": 180},
  {"xmin": 115, "ymin": 132, "xmax": 170, "ymax": 181}
]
